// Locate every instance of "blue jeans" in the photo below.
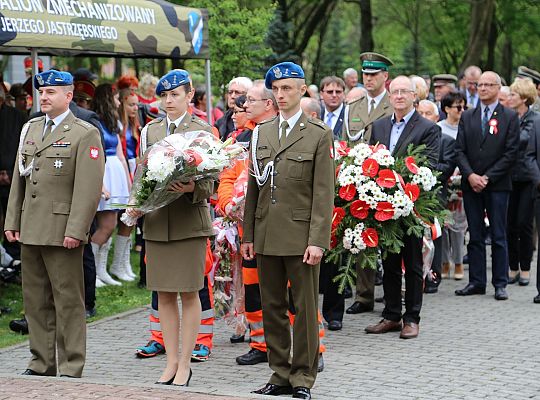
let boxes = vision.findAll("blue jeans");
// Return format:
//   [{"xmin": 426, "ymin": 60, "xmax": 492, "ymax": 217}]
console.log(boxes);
[{"xmin": 463, "ymin": 190, "xmax": 509, "ymax": 289}]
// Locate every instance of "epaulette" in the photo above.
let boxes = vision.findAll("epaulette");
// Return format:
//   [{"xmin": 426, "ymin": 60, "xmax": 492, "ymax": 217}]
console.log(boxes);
[
  {"xmin": 74, "ymin": 119, "xmax": 93, "ymax": 130},
  {"xmin": 347, "ymin": 96, "xmax": 365, "ymax": 106},
  {"xmin": 147, "ymin": 117, "xmax": 164, "ymax": 125},
  {"xmin": 191, "ymin": 115, "xmax": 211, "ymax": 128},
  {"xmin": 28, "ymin": 116, "xmax": 45, "ymax": 124},
  {"xmin": 307, "ymin": 117, "xmax": 328, "ymax": 130},
  {"xmin": 259, "ymin": 116, "xmax": 278, "ymax": 125}
]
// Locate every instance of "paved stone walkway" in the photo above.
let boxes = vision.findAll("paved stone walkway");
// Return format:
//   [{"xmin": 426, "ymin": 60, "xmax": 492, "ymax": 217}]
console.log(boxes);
[{"xmin": 1, "ymin": 263, "xmax": 539, "ymax": 399}]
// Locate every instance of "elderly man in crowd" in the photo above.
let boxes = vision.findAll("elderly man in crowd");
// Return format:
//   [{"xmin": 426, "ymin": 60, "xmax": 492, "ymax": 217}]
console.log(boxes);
[
  {"xmin": 463, "ymin": 65, "xmax": 482, "ymax": 108},
  {"xmin": 343, "ymin": 68, "xmax": 359, "ymax": 93},
  {"xmin": 215, "ymin": 77, "xmax": 253, "ymax": 140},
  {"xmin": 433, "ymin": 74, "xmax": 458, "ymax": 119}
]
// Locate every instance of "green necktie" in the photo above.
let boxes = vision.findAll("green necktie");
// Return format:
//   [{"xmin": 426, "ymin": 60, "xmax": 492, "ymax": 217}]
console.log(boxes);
[
  {"xmin": 280, "ymin": 121, "xmax": 289, "ymax": 145},
  {"xmin": 43, "ymin": 119, "xmax": 54, "ymax": 140},
  {"xmin": 168, "ymin": 123, "xmax": 176, "ymax": 136}
]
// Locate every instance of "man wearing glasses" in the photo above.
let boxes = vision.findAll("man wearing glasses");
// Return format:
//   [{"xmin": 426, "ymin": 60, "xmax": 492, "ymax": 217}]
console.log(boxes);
[
  {"xmin": 365, "ymin": 75, "xmax": 440, "ymax": 339},
  {"xmin": 463, "ymin": 65, "xmax": 482, "ymax": 109},
  {"xmin": 215, "ymin": 77, "xmax": 253, "ymax": 141},
  {"xmin": 344, "ymin": 52, "xmax": 394, "ymax": 317},
  {"xmin": 455, "ymin": 71, "xmax": 520, "ymax": 301},
  {"xmin": 320, "ymin": 76, "xmax": 346, "ymax": 137}
]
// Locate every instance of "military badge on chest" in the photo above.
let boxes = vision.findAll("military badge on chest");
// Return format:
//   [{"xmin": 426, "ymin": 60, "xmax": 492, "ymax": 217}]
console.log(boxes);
[{"xmin": 53, "ymin": 159, "xmax": 64, "ymax": 169}]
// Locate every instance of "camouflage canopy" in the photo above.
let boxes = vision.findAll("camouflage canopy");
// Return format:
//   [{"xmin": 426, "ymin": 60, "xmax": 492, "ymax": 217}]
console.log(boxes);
[{"xmin": 0, "ymin": 0, "xmax": 209, "ymax": 59}]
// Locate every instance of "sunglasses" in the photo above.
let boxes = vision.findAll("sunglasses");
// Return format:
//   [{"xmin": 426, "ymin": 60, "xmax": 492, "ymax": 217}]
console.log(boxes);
[{"xmin": 448, "ymin": 105, "xmax": 466, "ymax": 112}]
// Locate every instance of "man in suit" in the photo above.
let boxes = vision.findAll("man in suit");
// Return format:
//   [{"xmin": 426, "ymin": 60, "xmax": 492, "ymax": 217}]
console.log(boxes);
[
  {"xmin": 4, "ymin": 70, "xmax": 104, "ymax": 377},
  {"xmin": 320, "ymin": 76, "xmax": 346, "ymax": 138},
  {"xmin": 455, "ymin": 71, "xmax": 520, "ymax": 301},
  {"xmin": 215, "ymin": 77, "xmax": 253, "ymax": 141},
  {"xmin": 242, "ymin": 62, "xmax": 334, "ymax": 400},
  {"xmin": 365, "ymin": 76, "xmax": 440, "ymax": 339},
  {"xmin": 463, "ymin": 66, "xmax": 482, "ymax": 109},
  {"xmin": 344, "ymin": 52, "xmax": 394, "ymax": 316}
]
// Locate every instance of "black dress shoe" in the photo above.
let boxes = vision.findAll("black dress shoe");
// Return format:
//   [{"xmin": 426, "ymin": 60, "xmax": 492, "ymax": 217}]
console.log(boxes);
[
  {"xmin": 327, "ymin": 320, "xmax": 342, "ymax": 331},
  {"xmin": 293, "ymin": 386, "xmax": 311, "ymax": 399},
  {"xmin": 230, "ymin": 333, "xmax": 245, "ymax": 343},
  {"xmin": 22, "ymin": 369, "xmax": 44, "ymax": 376},
  {"xmin": 172, "ymin": 369, "xmax": 192, "ymax": 387},
  {"xmin": 236, "ymin": 348, "xmax": 268, "ymax": 365},
  {"xmin": 534, "ymin": 294, "xmax": 540, "ymax": 304},
  {"xmin": 252, "ymin": 383, "xmax": 293, "ymax": 395},
  {"xmin": 155, "ymin": 374, "xmax": 175, "ymax": 385},
  {"xmin": 424, "ymin": 277, "xmax": 440, "ymax": 294},
  {"xmin": 508, "ymin": 272, "xmax": 520, "ymax": 284},
  {"xmin": 342, "ymin": 286, "xmax": 353, "ymax": 299},
  {"xmin": 346, "ymin": 301, "xmax": 373, "ymax": 314},
  {"xmin": 10, "ymin": 317, "xmax": 29, "ymax": 334},
  {"xmin": 455, "ymin": 284, "xmax": 486, "ymax": 296},
  {"xmin": 519, "ymin": 277, "xmax": 530, "ymax": 286},
  {"xmin": 317, "ymin": 353, "xmax": 324, "ymax": 373},
  {"xmin": 494, "ymin": 287, "xmax": 508, "ymax": 300}
]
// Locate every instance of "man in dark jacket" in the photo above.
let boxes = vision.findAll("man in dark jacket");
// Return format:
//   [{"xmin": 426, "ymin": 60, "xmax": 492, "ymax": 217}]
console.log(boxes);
[{"xmin": 454, "ymin": 71, "xmax": 519, "ymax": 301}]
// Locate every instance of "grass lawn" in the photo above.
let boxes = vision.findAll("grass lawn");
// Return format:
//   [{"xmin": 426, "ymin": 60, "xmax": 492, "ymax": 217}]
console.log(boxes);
[{"xmin": 0, "ymin": 248, "xmax": 149, "ymax": 349}]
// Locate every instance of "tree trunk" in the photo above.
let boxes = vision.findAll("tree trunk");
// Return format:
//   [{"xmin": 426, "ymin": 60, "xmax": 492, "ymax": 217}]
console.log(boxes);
[
  {"xmin": 89, "ymin": 57, "xmax": 100, "ymax": 77},
  {"xmin": 157, "ymin": 59, "xmax": 166, "ymax": 77},
  {"xmin": 501, "ymin": 36, "xmax": 513, "ymax": 85},
  {"xmin": 459, "ymin": 0, "xmax": 496, "ymax": 71},
  {"xmin": 114, "ymin": 57, "xmax": 122, "ymax": 78},
  {"xmin": 133, "ymin": 58, "xmax": 140, "ymax": 78},
  {"xmin": 485, "ymin": 15, "xmax": 498, "ymax": 71},
  {"xmin": 359, "ymin": 0, "xmax": 374, "ymax": 52},
  {"xmin": 312, "ymin": 13, "xmax": 331, "ymax": 83}
]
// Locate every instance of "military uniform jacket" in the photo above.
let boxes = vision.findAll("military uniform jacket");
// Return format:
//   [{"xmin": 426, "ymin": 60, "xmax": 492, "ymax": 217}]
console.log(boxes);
[
  {"xmin": 243, "ymin": 113, "xmax": 335, "ymax": 256},
  {"xmin": 343, "ymin": 91, "xmax": 393, "ymax": 144},
  {"xmin": 141, "ymin": 113, "xmax": 214, "ymax": 242},
  {"xmin": 5, "ymin": 112, "xmax": 104, "ymax": 246}
]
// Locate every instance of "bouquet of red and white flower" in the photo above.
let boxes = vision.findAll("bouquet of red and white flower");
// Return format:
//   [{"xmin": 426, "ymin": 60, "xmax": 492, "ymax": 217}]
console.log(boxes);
[
  {"xmin": 327, "ymin": 142, "xmax": 446, "ymax": 292},
  {"xmin": 120, "ymin": 131, "xmax": 246, "ymax": 226}
]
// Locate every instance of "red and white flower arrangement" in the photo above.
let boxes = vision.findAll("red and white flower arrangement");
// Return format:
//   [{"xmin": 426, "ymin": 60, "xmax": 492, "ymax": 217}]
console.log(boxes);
[{"xmin": 327, "ymin": 142, "xmax": 446, "ymax": 292}]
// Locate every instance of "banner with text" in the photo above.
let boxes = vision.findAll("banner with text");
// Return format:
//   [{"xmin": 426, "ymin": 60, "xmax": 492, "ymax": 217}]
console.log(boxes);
[{"xmin": 0, "ymin": 0, "xmax": 208, "ymax": 59}]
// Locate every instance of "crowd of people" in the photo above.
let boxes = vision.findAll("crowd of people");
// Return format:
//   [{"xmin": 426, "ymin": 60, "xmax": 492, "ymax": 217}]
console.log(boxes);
[{"xmin": 1, "ymin": 53, "xmax": 540, "ymax": 399}]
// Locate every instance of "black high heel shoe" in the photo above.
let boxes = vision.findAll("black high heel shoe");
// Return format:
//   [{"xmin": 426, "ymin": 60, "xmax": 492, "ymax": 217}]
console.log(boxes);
[
  {"xmin": 155, "ymin": 374, "xmax": 175, "ymax": 385},
  {"xmin": 172, "ymin": 368, "xmax": 192, "ymax": 387}
]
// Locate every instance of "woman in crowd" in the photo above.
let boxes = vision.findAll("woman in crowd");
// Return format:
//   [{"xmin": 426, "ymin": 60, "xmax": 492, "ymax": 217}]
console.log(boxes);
[
  {"xmin": 138, "ymin": 73, "xmax": 158, "ymax": 105},
  {"xmin": 506, "ymin": 78, "xmax": 540, "ymax": 286},
  {"xmin": 91, "ymin": 84, "xmax": 131, "ymax": 287},
  {"xmin": 192, "ymin": 86, "xmax": 224, "ymax": 123},
  {"xmin": 128, "ymin": 70, "xmax": 214, "ymax": 386},
  {"xmin": 439, "ymin": 91, "xmax": 467, "ymax": 280}
]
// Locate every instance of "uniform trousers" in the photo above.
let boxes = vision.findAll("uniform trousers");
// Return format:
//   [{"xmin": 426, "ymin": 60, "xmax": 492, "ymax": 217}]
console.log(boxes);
[
  {"xmin": 257, "ymin": 254, "xmax": 319, "ymax": 389},
  {"xmin": 507, "ymin": 181, "xmax": 535, "ymax": 271},
  {"xmin": 21, "ymin": 244, "xmax": 86, "ymax": 377},
  {"xmin": 354, "ymin": 263, "xmax": 376, "ymax": 307}
]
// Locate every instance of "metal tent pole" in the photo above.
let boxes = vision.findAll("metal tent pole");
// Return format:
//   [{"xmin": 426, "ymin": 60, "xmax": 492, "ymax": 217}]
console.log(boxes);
[
  {"xmin": 204, "ymin": 58, "xmax": 213, "ymax": 126},
  {"xmin": 30, "ymin": 48, "xmax": 39, "ymax": 114}
]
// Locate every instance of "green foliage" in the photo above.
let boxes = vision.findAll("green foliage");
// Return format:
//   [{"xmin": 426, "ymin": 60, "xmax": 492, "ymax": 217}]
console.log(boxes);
[{"xmin": 265, "ymin": 6, "xmax": 298, "ymax": 66}]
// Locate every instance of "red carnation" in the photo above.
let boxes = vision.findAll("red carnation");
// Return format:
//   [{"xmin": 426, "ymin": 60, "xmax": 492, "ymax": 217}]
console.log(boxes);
[
  {"xmin": 362, "ymin": 228, "xmax": 379, "ymax": 247},
  {"xmin": 405, "ymin": 156, "xmax": 418, "ymax": 174},
  {"xmin": 332, "ymin": 207, "xmax": 346, "ymax": 229},
  {"xmin": 376, "ymin": 169, "xmax": 396, "ymax": 188},
  {"xmin": 339, "ymin": 184, "xmax": 357, "ymax": 201},
  {"xmin": 350, "ymin": 200, "xmax": 370, "ymax": 220},
  {"xmin": 362, "ymin": 158, "xmax": 380, "ymax": 178},
  {"xmin": 375, "ymin": 201, "xmax": 395, "ymax": 221},
  {"xmin": 404, "ymin": 183, "xmax": 420, "ymax": 201}
]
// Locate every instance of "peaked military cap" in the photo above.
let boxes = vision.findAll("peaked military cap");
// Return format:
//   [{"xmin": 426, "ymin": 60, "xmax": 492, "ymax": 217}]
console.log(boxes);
[
  {"xmin": 33, "ymin": 70, "xmax": 73, "ymax": 89},
  {"xmin": 156, "ymin": 69, "xmax": 190, "ymax": 96},
  {"xmin": 74, "ymin": 80, "xmax": 96, "ymax": 101},
  {"xmin": 432, "ymin": 74, "xmax": 458, "ymax": 87},
  {"xmin": 517, "ymin": 66, "xmax": 540, "ymax": 85},
  {"xmin": 360, "ymin": 52, "xmax": 393, "ymax": 74},
  {"xmin": 265, "ymin": 62, "xmax": 305, "ymax": 89}
]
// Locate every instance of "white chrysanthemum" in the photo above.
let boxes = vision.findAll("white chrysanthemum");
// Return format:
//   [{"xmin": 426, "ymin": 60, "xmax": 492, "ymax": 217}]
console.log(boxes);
[
  {"xmin": 412, "ymin": 166, "xmax": 437, "ymax": 191},
  {"xmin": 371, "ymin": 149, "xmax": 395, "ymax": 166},
  {"xmin": 146, "ymin": 152, "xmax": 177, "ymax": 182}
]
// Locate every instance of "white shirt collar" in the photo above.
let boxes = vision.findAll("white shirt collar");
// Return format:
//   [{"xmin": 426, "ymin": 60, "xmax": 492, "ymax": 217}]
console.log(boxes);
[
  {"xmin": 166, "ymin": 112, "xmax": 188, "ymax": 135},
  {"xmin": 367, "ymin": 90, "xmax": 387, "ymax": 109},
  {"xmin": 45, "ymin": 109, "xmax": 71, "ymax": 132},
  {"xmin": 278, "ymin": 108, "xmax": 304, "ymax": 137}
]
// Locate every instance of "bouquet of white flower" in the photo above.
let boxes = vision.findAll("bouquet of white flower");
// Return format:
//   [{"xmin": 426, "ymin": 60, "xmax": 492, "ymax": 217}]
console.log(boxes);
[{"xmin": 120, "ymin": 130, "xmax": 246, "ymax": 226}]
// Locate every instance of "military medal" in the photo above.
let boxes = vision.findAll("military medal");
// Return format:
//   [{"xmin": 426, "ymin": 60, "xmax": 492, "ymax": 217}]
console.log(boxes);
[{"xmin": 53, "ymin": 159, "xmax": 63, "ymax": 169}]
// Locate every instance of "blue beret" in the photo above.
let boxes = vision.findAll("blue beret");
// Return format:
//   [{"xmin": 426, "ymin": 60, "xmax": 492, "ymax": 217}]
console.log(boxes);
[
  {"xmin": 265, "ymin": 62, "xmax": 305, "ymax": 89},
  {"xmin": 156, "ymin": 69, "xmax": 190, "ymax": 96},
  {"xmin": 34, "ymin": 70, "xmax": 73, "ymax": 89}
]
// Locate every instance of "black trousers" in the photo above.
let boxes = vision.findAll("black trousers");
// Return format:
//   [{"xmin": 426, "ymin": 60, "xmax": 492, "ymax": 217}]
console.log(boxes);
[
  {"xmin": 1, "ymin": 193, "xmax": 20, "ymax": 260},
  {"xmin": 431, "ymin": 236, "xmax": 442, "ymax": 276},
  {"xmin": 507, "ymin": 181, "xmax": 535, "ymax": 271},
  {"xmin": 535, "ymin": 194, "xmax": 540, "ymax": 294},
  {"xmin": 83, "ymin": 218, "xmax": 97, "ymax": 310},
  {"xmin": 382, "ymin": 234, "xmax": 424, "ymax": 324},
  {"xmin": 319, "ymin": 258, "xmax": 345, "ymax": 323}
]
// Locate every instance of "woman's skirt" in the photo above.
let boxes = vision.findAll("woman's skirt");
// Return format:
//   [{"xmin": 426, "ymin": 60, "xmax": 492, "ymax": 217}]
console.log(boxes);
[
  {"xmin": 98, "ymin": 155, "xmax": 130, "ymax": 211},
  {"xmin": 146, "ymin": 237, "xmax": 206, "ymax": 292}
]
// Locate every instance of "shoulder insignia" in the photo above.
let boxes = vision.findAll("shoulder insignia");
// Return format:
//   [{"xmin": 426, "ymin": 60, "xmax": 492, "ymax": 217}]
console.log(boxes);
[
  {"xmin": 348, "ymin": 97, "xmax": 365, "ymax": 106},
  {"xmin": 74, "ymin": 119, "xmax": 93, "ymax": 130},
  {"xmin": 28, "ymin": 116, "xmax": 45, "ymax": 124},
  {"xmin": 148, "ymin": 117, "xmax": 164, "ymax": 125},
  {"xmin": 191, "ymin": 115, "xmax": 211, "ymax": 128},
  {"xmin": 307, "ymin": 117, "xmax": 328, "ymax": 130},
  {"xmin": 259, "ymin": 116, "xmax": 278, "ymax": 125}
]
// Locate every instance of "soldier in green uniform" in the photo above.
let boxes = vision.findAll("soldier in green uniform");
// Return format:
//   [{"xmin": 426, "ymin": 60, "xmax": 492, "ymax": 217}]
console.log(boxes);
[
  {"xmin": 242, "ymin": 62, "xmax": 334, "ymax": 400},
  {"xmin": 4, "ymin": 70, "xmax": 104, "ymax": 377},
  {"xmin": 344, "ymin": 53, "xmax": 395, "ymax": 316}
]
